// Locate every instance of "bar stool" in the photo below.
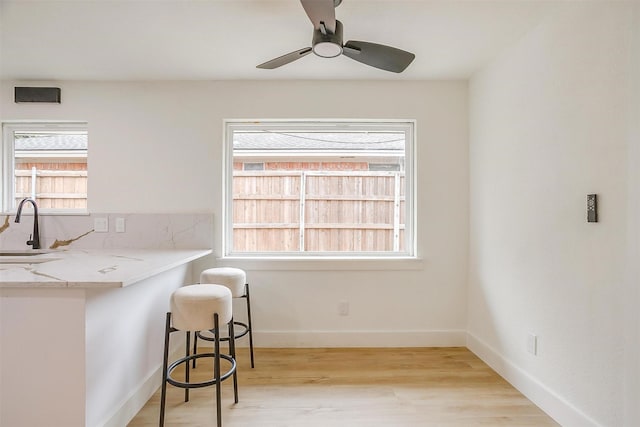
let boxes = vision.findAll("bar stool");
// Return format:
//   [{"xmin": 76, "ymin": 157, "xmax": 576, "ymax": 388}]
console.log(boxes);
[
  {"xmin": 194, "ymin": 267, "xmax": 255, "ymax": 368},
  {"xmin": 159, "ymin": 284, "xmax": 238, "ymax": 427}
]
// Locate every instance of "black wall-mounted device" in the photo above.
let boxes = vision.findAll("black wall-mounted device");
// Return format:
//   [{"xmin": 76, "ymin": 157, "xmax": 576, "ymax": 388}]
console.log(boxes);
[
  {"xmin": 14, "ymin": 87, "xmax": 61, "ymax": 103},
  {"xmin": 587, "ymin": 194, "xmax": 597, "ymax": 223}
]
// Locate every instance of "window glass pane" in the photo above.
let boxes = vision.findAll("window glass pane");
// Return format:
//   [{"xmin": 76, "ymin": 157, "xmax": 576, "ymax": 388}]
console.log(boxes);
[
  {"xmin": 227, "ymin": 122, "xmax": 413, "ymax": 256},
  {"xmin": 3, "ymin": 124, "xmax": 88, "ymax": 211}
]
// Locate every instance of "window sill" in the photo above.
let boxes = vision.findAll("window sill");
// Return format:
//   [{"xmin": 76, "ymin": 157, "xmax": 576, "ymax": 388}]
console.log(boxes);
[{"xmin": 216, "ymin": 256, "xmax": 425, "ymax": 271}]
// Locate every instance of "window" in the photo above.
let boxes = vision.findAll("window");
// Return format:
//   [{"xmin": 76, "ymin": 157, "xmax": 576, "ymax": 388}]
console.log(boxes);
[
  {"xmin": 2, "ymin": 122, "xmax": 88, "ymax": 213},
  {"xmin": 224, "ymin": 120, "xmax": 415, "ymax": 257}
]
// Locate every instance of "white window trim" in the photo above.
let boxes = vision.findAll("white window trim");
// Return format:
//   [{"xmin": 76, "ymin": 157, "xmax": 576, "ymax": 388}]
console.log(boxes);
[
  {"xmin": 222, "ymin": 119, "xmax": 417, "ymax": 259},
  {"xmin": 1, "ymin": 121, "xmax": 88, "ymax": 214}
]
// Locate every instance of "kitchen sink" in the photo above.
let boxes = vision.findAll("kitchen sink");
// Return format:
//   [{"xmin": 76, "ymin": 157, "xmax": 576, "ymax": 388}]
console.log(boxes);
[
  {"xmin": 0, "ymin": 250, "xmax": 60, "ymax": 264},
  {"xmin": 0, "ymin": 258, "xmax": 61, "ymax": 265},
  {"xmin": 0, "ymin": 250, "xmax": 53, "ymax": 256}
]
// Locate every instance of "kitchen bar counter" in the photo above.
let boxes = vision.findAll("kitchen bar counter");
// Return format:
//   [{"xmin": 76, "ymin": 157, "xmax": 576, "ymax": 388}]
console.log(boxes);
[
  {"xmin": 0, "ymin": 248, "xmax": 213, "ymax": 427},
  {"xmin": 0, "ymin": 248, "xmax": 212, "ymax": 288}
]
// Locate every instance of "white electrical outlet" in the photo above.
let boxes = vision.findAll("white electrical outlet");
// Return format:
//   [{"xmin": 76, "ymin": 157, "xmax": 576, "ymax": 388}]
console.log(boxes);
[
  {"xmin": 338, "ymin": 301, "xmax": 349, "ymax": 316},
  {"xmin": 115, "ymin": 217, "xmax": 126, "ymax": 233},
  {"xmin": 527, "ymin": 333, "xmax": 538, "ymax": 355},
  {"xmin": 94, "ymin": 217, "xmax": 108, "ymax": 233}
]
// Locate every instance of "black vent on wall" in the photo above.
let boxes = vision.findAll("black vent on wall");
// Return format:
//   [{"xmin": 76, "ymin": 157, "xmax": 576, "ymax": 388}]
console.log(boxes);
[{"xmin": 14, "ymin": 87, "xmax": 61, "ymax": 103}]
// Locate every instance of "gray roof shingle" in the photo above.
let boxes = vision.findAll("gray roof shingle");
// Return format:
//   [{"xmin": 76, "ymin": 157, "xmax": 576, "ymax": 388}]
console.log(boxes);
[
  {"xmin": 233, "ymin": 132, "xmax": 404, "ymax": 151},
  {"xmin": 14, "ymin": 134, "xmax": 87, "ymax": 151}
]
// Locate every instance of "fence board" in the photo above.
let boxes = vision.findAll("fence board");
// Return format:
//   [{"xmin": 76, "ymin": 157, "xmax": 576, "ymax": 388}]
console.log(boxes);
[
  {"xmin": 14, "ymin": 166, "xmax": 87, "ymax": 209},
  {"xmin": 232, "ymin": 170, "xmax": 406, "ymax": 253}
]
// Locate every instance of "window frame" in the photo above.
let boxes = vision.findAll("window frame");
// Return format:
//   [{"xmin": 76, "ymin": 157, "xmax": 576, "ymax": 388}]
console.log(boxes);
[
  {"xmin": 223, "ymin": 119, "xmax": 417, "ymax": 259},
  {"xmin": 1, "ymin": 121, "xmax": 89, "ymax": 214}
]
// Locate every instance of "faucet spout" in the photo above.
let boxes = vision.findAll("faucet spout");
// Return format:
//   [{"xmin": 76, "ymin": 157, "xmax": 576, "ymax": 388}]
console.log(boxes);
[{"xmin": 15, "ymin": 197, "xmax": 41, "ymax": 250}]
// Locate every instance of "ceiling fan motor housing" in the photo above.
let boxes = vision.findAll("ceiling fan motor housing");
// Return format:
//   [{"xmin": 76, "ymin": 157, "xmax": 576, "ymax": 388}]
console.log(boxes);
[{"xmin": 312, "ymin": 20, "xmax": 343, "ymax": 58}]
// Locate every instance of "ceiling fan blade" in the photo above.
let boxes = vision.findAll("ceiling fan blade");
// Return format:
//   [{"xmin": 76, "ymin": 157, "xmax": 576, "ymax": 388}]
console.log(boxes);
[
  {"xmin": 257, "ymin": 47, "xmax": 313, "ymax": 69},
  {"xmin": 343, "ymin": 40, "xmax": 415, "ymax": 73},
  {"xmin": 300, "ymin": 0, "xmax": 336, "ymax": 33}
]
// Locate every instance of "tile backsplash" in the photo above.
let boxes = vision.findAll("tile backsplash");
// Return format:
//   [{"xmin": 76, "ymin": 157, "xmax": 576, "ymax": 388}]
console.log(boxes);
[{"xmin": 0, "ymin": 213, "xmax": 213, "ymax": 250}]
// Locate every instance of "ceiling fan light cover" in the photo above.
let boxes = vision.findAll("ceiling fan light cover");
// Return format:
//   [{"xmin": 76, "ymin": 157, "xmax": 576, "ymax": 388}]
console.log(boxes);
[{"xmin": 313, "ymin": 42, "xmax": 342, "ymax": 58}]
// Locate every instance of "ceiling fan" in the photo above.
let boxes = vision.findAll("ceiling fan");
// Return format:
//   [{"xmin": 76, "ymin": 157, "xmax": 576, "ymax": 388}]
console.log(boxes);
[{"xmin": 257, "ymin": 0, "xmax": 415, "ymax": 73}]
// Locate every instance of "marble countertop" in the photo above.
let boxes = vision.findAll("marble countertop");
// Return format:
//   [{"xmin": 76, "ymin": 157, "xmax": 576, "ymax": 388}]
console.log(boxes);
[{"xmin": 0, "ymin": 248, "xmax": 212, "ymax": 288}]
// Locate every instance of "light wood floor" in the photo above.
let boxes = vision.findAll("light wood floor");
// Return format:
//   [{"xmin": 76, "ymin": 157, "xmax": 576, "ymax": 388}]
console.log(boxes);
[{"xmin": 128, "ymin": 347, "xmax": 559, "ymax": 427}]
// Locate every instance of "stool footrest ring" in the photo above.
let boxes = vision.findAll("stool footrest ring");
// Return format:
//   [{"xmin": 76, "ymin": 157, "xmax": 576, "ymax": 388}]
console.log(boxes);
[
  {"xmin": 167, "ymin": 353, "xmax": 236, "ymax": 389},
  {"xmin": 196, "ymin": 321, "xmax": 249, "ymax": 342}
]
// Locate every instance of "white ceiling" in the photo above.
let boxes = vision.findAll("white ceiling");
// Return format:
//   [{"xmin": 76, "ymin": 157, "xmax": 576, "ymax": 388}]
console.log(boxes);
[{"xmin": 0, "ymin": 0, "xmax": 557, "ymax": 81}]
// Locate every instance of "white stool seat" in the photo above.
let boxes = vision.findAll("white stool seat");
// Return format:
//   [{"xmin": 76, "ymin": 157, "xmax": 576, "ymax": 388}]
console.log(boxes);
[
  {"xmin": 200, "ymin": 267, "xmax": 246, "ymax": 297},
  {"xmin": 171, "ymin": 284, "xmax": 232, "ymax": 331}
]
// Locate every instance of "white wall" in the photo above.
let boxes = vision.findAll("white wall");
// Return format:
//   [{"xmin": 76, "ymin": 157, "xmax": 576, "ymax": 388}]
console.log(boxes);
[
  {"xmin": 469, "ymin": 2, "xmax": 638, "ymax": 426},
  {"xmin": 0, "ymin": 81, "xmax": 470, "ymax": 347},
  {"xmin": 624, "ymin": 4, "xmax": 640, "ymax": 425}
]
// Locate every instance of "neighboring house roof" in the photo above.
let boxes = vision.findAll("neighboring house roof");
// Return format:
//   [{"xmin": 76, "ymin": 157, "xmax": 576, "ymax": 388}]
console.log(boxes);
[
  {"xmin": 14, "ymin": 134, "xmax": 87, "ymax": 151},
  {"xmin": 233, "ymin": 132, "xmax": 404, "ymax": 151}
]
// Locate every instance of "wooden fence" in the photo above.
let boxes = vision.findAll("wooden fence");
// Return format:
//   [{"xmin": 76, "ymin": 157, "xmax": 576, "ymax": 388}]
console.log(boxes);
[
  {"xmin": 233, "ymin": 170, "xmax": 405, "ymax": 252},
  {"xmin": 14, "ymin": 163, "xmax": 87, "ymax": 209}
]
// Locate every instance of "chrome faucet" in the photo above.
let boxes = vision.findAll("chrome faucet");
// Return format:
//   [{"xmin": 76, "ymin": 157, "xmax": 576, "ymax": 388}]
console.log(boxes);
[{"xmin": 15, "ymin": 197, "xmax": 41, "ymax": 250}]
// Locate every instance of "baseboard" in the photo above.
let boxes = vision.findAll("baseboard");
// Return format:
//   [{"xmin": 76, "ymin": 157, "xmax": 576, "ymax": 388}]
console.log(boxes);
[
  {"xmin": 466, "ymin": 332, "xmax": 603, "ymax": 427},
  {"xmin": 253, "ymin": 329, "xmax": 467, "ymax": 348}
]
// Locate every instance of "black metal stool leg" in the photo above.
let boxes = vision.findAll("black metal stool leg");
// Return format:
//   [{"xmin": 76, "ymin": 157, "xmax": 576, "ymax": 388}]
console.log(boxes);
[
  {"xmin": 192, "ymin": 330, "xmax": 199, "ymax": 368},
  {"xmin": 159, "ymin": 313, "xmax": 171, "ymax": 427},
  {"xmin": 214, "ymin": 314, "xmax": 222, "ymax": 427},
  {"xmin": 229, "ymin": 318, "xmax": 238, "ymax": 403},
  {"xmin": 245, "ymin": 283, "xmax": 255, "ymax": 368},
  {"xmin": 185, "ymin": 331, "xmax": 190, "ymax": 402}
]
